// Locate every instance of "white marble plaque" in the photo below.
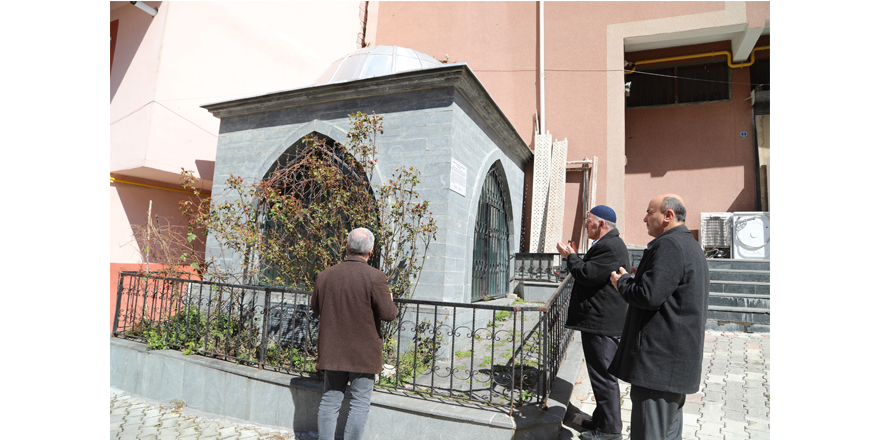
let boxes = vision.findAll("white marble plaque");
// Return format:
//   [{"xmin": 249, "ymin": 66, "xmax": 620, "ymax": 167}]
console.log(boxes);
[{"xmin": 450, "ymin": 158, "xmax": 466, "ymax": 196}]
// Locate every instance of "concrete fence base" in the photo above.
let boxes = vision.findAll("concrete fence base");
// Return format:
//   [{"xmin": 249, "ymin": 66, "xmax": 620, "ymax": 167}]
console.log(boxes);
[{"xmin": 109, "ymin": 335, "xmax": 581, "ymax": 439}]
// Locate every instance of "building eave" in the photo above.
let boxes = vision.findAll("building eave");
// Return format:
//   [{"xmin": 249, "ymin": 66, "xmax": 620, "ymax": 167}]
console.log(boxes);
[{"xmin": 201, "ymin": 63, "xmax": 533, "ymax": 164}]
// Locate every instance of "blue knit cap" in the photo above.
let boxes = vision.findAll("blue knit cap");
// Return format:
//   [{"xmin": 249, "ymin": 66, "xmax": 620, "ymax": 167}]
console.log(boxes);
[{"xmin": 589, "ymin": 205, "xmax": 616, "ymax": 223}]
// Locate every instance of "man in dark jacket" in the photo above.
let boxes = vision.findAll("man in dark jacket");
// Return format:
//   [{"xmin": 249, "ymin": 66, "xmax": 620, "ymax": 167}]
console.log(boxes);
[
  {"xmin": 557, "ymin": 205, "xmax": 630, "ymax": 440},
  {"xmin": 610, "ymin": 194, "xmax": 709, "ymax": 440},
  {"xmin": 310, "ymin": 227, "xmax": 398, "ymax": 440}
]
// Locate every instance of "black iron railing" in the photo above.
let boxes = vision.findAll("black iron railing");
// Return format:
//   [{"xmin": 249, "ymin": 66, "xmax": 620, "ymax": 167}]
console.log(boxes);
[
  {"xmin": 113, "ymin": 271, "xmax": 574, "ymax": 410},
  {"xmin": 514, "ymin": 249, "xmax": 646, "ymax": 283},
  {"xmin": 113, "ymin": 273, "xmax": 319, "ymax": 372},
  {"xmin": 514, "ymin": 253, "xmax": 569, "ymax": 282}
]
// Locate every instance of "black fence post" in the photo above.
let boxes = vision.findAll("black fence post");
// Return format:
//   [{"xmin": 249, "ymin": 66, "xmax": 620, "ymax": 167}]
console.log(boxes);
[
  {"xmin": 113, "ymin": 272, "xmax": 126, "ymax": 334},
  {"xmin": 259, "ymin": 287, "xmax": 271, "ymax": 369}
]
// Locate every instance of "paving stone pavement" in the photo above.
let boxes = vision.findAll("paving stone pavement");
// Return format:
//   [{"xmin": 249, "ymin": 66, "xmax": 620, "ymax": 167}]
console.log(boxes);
[
  {"xmin": 559, "ymin": 330, "xmax": 770, "ymax": 440},
  {"xmin": 110, "ymin": 330, "xmax": 768, "ymax": 439},
  {"xmin": 109, "ymin": 388, "xmax": 313, "ymax": 440}
]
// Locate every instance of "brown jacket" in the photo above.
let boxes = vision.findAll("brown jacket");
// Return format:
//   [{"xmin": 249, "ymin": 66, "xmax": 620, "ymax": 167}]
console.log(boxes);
[{"xmin": 310, "ymin": 256, "xmax": 399, "ymax": 374}]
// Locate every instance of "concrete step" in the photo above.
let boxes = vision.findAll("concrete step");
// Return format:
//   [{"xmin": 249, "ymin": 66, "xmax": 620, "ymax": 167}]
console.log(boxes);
[
  {"xmin": 709, "ymin": 269, "xmax": 770, "ymax": 283},
  {"xmin": 706, "ymin": 258, "xmax": 770, "ymax": 271},
  {"xmin": 705, "ymin": 320, "xmax": 770, "ymax": 333},
  {"xmin": 709, "ymin": 293, "xmax": 770, "ymax": 309},
  {"xmin": 707, "ymin": 305, "xmax": 770, "ymax": 324},
  {"xmin": 710, "ymin": 280, "xmax": 770, "ymax": 295}
]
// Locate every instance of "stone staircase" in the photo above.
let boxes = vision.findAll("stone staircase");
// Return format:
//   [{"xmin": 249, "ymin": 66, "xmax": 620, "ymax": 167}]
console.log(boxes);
[{"xmin": 705, "ymin": 258, "xmax": 770, "ymax": 332}]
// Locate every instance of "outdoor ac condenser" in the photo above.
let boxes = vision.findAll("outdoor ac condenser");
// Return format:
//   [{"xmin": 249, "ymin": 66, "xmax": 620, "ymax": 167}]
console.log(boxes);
[
  {"xmin": 732, "ymin": 212, "xmax": 770, "ymax": 260},
  {"xmin": 700, "ymin": 212, "xmax": 733, "ymax": 258}
]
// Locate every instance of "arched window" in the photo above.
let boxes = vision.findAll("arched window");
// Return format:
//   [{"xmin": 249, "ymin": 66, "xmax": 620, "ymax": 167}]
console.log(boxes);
[
  {"xmin": 259, "ymin": 133, "xmax": 378, "ymax": 287},
  {"xmin": 471, "ymin": 164, "xmax": 511, "ymax": 302}
]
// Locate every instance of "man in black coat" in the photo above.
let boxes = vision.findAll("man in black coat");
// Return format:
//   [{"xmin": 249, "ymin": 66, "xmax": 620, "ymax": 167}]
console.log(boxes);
[
  {"xmin": 557, "ymin": 205, "xmax": 630, "ymax": 440},
  {"xmin": 610, "ymin": 194, "xmax": 709, "ymax": 440}
]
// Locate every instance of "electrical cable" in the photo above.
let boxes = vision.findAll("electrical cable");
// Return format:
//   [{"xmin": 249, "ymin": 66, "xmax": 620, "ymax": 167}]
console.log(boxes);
[
  {"xmin": 110, "ymin": 100, "xmax": 218, "ymax": 138},
  {"xmin": 467, "ymin": 63, "xmax": 769, "ymax": 87}
]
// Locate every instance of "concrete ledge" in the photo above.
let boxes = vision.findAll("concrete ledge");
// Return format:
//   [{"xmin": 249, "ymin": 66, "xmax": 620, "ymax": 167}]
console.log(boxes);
[
  {"xmin": 110, "ymin": 334, "xmax": 581, "ymax": 439},
  {"xmin": 514, "ymin": 280, "xmax": 563, "ymax": 303}
]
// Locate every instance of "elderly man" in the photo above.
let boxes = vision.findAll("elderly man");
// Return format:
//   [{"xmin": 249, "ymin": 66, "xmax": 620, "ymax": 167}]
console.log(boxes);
[
  {"xmin": 609, "ymin": 195, "xmax": 709, "ymax": 440},
  {"xmin": 557, "ymin": 205, "xmax": 630, "ymax": 440},
  {"xmin": 310, "ymin": 227, "xmax": 398, "ymax": 440}
]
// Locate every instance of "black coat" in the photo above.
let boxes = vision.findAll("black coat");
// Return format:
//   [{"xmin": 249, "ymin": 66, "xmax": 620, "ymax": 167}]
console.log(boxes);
[
  {"xmin": 564, "ymin": 228, "xmax": 630, "ymax": 337},
  {"xmin": 609, "ymin": 225, "xmax": 709, "ymax": 394}
]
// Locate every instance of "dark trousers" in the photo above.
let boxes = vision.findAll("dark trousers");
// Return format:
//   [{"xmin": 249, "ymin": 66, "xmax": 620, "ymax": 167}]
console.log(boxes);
[
  {"xmin": 629, "ymin": 384, "xmax": 685, "ymax": 440},
  {"xmin": 581, "ymin": 332, "xmax": 622, "ymax": 434}
]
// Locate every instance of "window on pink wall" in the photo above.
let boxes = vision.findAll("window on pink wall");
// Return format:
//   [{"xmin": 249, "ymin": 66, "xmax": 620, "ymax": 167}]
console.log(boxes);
[
  {"xmin": 111, "ymin": 19, "xmax": 119, "ymax": 75},
  {"xmin": 626, "ymin": 61, "xmax": 731, "ymax": 108}
]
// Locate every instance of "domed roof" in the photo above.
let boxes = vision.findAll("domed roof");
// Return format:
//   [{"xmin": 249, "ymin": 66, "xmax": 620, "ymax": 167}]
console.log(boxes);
[{"xmin": 314, "ymin": 46, "xmax": 444, "ymax": 85}]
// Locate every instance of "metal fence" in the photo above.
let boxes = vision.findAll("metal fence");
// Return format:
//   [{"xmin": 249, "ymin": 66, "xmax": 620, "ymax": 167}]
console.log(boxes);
[
  {"xmin": 113, "ymin": 271, "xmax": 574, "ymax": 411},
  {"xmin": 514, "ymin": 249, "xmax": 646, "ymax": 283},
  {"xmin": 513, "ymin": 252, "xmax": 576, "ymax": 282}
]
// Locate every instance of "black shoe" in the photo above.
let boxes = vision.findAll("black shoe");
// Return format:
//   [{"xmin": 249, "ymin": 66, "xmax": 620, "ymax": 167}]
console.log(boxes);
[
  {"xmin": 579, "ymin": 429, "xmax": 622, "ymax": 440},
  {"xmin": 580, "ymin": 419, "xmax": 597, "ymax": 431}
]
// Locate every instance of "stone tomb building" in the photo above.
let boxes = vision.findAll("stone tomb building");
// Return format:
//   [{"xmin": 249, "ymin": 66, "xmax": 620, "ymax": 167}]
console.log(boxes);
[{"xmin": 202, "ymin": 46, "xmax": 532, "ymax": 307}]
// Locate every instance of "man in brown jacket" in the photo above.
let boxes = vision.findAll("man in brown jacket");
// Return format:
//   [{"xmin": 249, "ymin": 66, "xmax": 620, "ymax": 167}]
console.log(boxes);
[{"xmin": 310, "ymin": 227, "xmax": 398, "ymax": 440}]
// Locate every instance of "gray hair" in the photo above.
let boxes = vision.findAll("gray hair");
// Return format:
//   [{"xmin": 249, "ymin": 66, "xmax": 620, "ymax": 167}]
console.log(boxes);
[
  {"xmin": 347, "ymin": 227, "xmax": 375, "ymax": 256},
  {"xmin": 661, "ymin": 196, "xmax": 687, "ymax": 222},
  {"xmin": 602, "ymin": 219, "xmax": 616, "ymax": 230}
]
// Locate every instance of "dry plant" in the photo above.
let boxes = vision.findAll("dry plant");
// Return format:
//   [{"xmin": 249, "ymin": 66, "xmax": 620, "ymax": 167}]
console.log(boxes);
[{"xmin": 131, "ymin": 211, "xmax": 204, "ymax": 278}]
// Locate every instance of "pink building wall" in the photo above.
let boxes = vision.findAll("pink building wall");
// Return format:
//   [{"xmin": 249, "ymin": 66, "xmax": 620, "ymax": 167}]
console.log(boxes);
[
  {"xmin": 371, "ymin": 1, "xmax": 769, "ymax": 246},
  {"xmin": 108, "ymin": 2, "xmax": 772, "ymax": 327},
  {"xmin": 109, "ymin": 1, "xmax": 364, "ymax": 329},
  {"xmin": 623, "ymin": 39, "xmax": 769, "ymax": 245}
]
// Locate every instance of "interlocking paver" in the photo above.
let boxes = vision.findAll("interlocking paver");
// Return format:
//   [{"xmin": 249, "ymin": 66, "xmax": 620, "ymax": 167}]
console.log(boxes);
[
  {"xmin": 142, "ymin": 415, "xmax": 162, "ymax": 426},
  {"xmin": 747, "ymin": 420, "xmax": 770, "ymax": 432},
  {"xmin": 749, "ymin": 431, "xmax": 771, "ymax": 440},
  {"xmin": 720, "ymin": 432, "xmax": 749, "ymax": 440},
  {"xmin": 110, "ymin": 390, "xmax": 303, "ymax": 440},
  {"xmin": 560, "ymin": 330, "xmax": 769, "ymax": 439}
]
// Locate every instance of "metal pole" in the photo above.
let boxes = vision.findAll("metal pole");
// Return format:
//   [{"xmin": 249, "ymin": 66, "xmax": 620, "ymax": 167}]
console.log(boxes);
[{"xmin": 539, "ymin": 0, "xmax": 545, "ymax": 134}]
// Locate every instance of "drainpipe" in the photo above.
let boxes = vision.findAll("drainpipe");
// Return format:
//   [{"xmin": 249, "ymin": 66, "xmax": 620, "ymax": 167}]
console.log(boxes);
[{"xmin": 539, "ymin": 1, "xmax": 545, "ymax": 134}]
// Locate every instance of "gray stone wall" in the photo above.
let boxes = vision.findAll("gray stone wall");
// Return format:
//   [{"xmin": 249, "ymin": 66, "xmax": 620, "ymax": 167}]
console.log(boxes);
[{"xmin": 204, "ymin": 66, "xmax": 529, "ymax": 303}]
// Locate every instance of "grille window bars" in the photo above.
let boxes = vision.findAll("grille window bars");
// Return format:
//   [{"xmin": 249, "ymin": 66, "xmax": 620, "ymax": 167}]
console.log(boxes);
[{"xmin": 471, "ymin": 166, "xmax": 511, "ymax": 302}]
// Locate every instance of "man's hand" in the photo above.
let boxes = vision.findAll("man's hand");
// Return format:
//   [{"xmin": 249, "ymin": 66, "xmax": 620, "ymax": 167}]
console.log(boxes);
[
  {"xmin": 556, "ymin": 241, "xmax": 572, "ymax": 258},
  {"xmin": 610, "ymin": 267, "xmax": 628, "ymax": 291}
]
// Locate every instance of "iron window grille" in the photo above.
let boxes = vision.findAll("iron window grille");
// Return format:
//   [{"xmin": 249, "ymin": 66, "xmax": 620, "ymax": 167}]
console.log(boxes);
[
  {"xmin": 259, "ymin": 134, "xmax": 378, "ymax": 286},
  {"xmin": 471, "ymin": 166, "xmax": 511, "ymax": 302}
]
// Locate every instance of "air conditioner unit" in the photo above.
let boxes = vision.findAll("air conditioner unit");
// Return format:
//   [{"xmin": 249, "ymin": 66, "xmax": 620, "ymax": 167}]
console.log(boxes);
[
  {"xmin": 732, "ymin": 212, "xmax": 770, "ymax": 260},
  {"xmin": 700, "ymin": 212, "xmax": 732, "ymax": 258}
]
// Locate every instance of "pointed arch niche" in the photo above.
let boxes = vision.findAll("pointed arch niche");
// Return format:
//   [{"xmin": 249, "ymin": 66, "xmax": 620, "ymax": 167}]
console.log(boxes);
[
  {"xmin": 470, "ymin": 161, "xmax": 513, "ymax": 302},
  {"xmin": 259, "ymin": 132, "xmax": 379, "ymax": 285}
]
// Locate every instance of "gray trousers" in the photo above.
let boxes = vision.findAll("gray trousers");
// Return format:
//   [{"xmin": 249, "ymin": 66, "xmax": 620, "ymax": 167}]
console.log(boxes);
[
  {"xmin": 317, "ymin": 371, "xmax": 375, "ymax": 440},
  {"xmin": 629, "ymin": 385, "xmax": 685, "ymax": 440}
]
